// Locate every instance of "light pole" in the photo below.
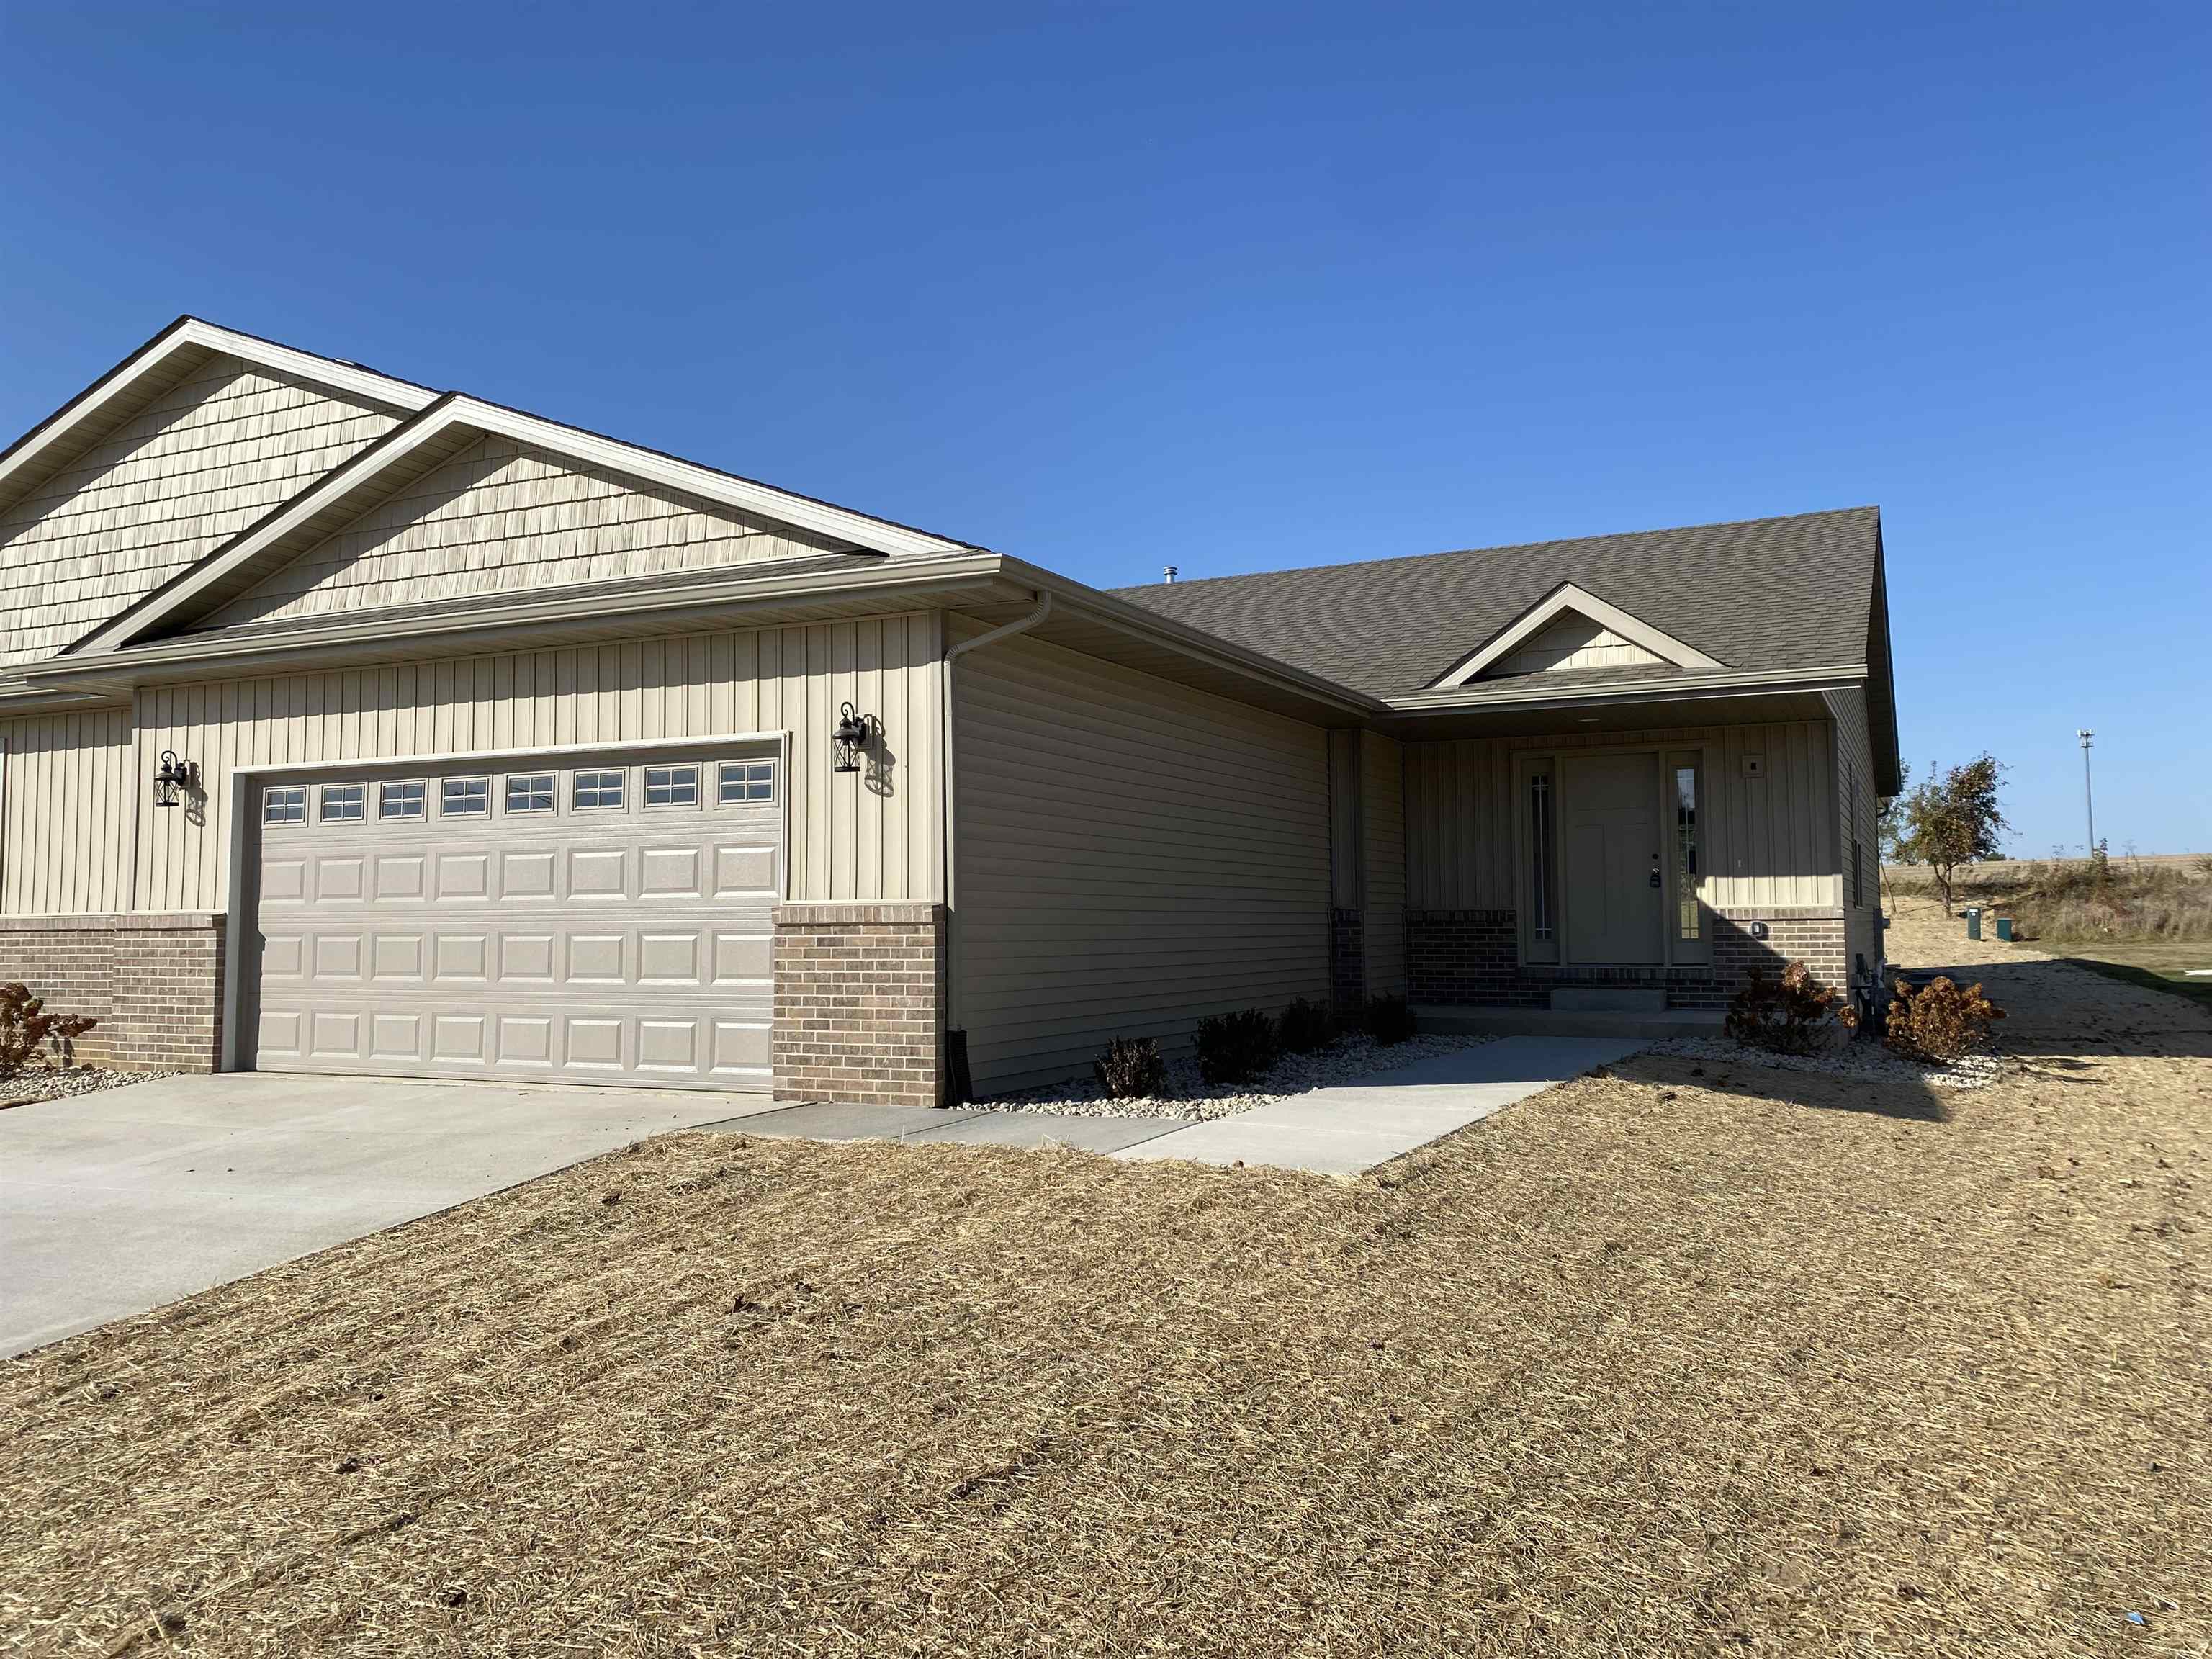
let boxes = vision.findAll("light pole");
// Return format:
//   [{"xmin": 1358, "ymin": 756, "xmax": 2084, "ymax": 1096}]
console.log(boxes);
[{"xmin": 2077, "ymin": 729, "xmax": 2096, "ymax": 857}]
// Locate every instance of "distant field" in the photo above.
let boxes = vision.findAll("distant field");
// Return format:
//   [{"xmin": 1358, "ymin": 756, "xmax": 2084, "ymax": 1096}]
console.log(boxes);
[{"xmin": 1884, "ymin": 854, "xmax": 2210, "ymax": 887}]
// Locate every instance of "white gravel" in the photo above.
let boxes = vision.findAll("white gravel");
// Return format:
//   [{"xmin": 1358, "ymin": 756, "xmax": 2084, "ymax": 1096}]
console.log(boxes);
[
  {"xmin": 0, "ymin": 1066, "xmax": 176, "ymax": 1107},
  {"xmin": 1643, "ymin": 1035, "xmax": 2002, "ymax": 1092},
  {"xmin": 992, "ymin": 1033, "xmax": 1496, "ymax": 1122}
]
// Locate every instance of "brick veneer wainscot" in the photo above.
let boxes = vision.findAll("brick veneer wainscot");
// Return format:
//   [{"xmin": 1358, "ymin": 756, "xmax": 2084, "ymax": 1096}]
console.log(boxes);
[
  {"xmin": 1408, "ymin": 905, "xmax": 1851, "ymax": 1011},
  {"xmin": 0, "ymin": 913, "xmax": 225, "ymax": 1070},
  {"xmin": 771, "ymin": 902, "xmax": 945, "ymax": 1109},
  {"xmin": 1328, "ymin": 907, "xmax": 1366, "ymax": 1015}
]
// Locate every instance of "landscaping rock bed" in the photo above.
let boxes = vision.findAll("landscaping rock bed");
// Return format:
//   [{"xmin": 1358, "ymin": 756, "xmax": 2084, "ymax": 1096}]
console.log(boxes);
[
  {"xmin": 1645, "ymin": 1033, "xmax": 2002, "ymax": 1091},
  {"xmin": 995, "ymin": 1033, "xmax": 1495, "ymax": 1121},
  {"xmin": 0, "ymin": 1066, "xmax": 174, "ymax": 1109}
]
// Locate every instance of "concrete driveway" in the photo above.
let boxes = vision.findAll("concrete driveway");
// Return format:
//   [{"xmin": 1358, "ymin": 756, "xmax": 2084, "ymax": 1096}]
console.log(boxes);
[{"xmin": 0, "ymin": 1072, "xmax": 781, "ymax": 1357}]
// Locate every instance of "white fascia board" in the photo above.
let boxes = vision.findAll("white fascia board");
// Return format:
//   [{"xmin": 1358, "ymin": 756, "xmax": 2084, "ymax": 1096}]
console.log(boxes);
[
  {"xmin": 67, "ymin": 394, "xmax": 979, "ymax": 658},
  {"xmin": 1390, "ymin": 662, "xmax": 1869, "ymax": 711},
  {"xmin": 447, "ymin": 399, "xmax": 974, "ymax": 561},
  {"xmin": 1430, "ymin": 582, "xmax": 1725, "ymax": 688},
  {"xmin": 0, "ymin": 317, "xmax": 437, "ymax": 507}
]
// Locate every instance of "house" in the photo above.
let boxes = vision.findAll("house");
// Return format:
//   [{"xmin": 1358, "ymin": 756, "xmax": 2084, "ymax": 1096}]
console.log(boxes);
[{"xmin": 0, "ymin": 318, "xmax": 1898, "ymax": 1105}]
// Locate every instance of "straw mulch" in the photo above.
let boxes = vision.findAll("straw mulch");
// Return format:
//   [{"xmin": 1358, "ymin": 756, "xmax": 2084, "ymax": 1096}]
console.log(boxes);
[{"xmin": 4, "ymin": 892, "xmax": 2206, "ymax": 1656}]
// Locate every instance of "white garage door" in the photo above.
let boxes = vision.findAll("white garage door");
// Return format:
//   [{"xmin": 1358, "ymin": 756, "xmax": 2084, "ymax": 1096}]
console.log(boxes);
[{"xmin": 248, "ymin": 748, "xmax": 783, "ymax": 1091}]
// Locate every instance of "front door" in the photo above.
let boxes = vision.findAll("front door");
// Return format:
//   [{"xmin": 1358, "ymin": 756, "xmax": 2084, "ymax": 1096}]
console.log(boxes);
[{"xmin": 1561, "ymin": 752, "xmax": 1663, "ymax": 963}]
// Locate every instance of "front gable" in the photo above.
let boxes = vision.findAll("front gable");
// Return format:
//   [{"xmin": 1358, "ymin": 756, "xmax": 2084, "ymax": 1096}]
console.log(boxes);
[
  {"xmin": 199, "ymin": 431, "xmax": 855, "ymax": 631},
  {"xmin": 1429, "ymin": 582, "xmax": 1725, "ymax": 688},
  {"xmin": 0, "ymin": 352, "xmax": 415, "ymax": 668},
  {"xmin": 69, "ymin": 394, "xmax": 978, "ymax": 657}
]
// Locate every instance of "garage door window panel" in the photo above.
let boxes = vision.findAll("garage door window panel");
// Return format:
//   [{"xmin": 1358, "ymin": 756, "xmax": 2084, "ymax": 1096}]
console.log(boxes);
[
  {"xmin": 379, "ymin": 780, "xmax": 426, "ymax": 820},
  {"xmin": 505, "ymin": 773, "xmax": 555, "ymax": 814},
  {"xmin": 441, "ymin": 777, "xmax": 490, "ymax": 817},
  {"xmin": 645, "ymin": 765, "xmax": 699, "ymax": 808},
  {"xmin": 320, "ymin": 783, "xmax": 367, "ymax": 824},
  {"xmin": 264, "ymin": 785, "xmax": 307, "ymax": 825},
  {"xmin": 573, "ymin": 770, "xmax": 627, "ymax": 811},
  {"xmin": 718, "ymin": 760, "xmax": 775, "ymax": 804}
]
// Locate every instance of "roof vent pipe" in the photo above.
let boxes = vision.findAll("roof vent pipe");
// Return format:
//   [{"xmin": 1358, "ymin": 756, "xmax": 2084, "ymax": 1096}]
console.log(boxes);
[{"xmin": 1163, "ymin": 565, "xmax": 1177, "ymax": 583}]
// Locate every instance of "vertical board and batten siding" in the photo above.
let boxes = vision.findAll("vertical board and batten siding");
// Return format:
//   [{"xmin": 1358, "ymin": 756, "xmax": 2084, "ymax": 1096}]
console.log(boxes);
[
  {"xmin": 1824, "ymin": 688, "xmax": 1882, "ymax": 971},
  {"xmin": 1362, "ymin": 732, "xmax": 1408, "ymax": 994},
  {"xmin": 0, "ymin": 358, "xmax": 403, "ymax": 668},
  {"xmin": 130, "ymin": 616, "xmax": 942, "ymax": 912},
  {"xmin": 205, "ymin": 434, "xmax": 845, "ymax": 630},
  {"xmin": 953, "ymin": 628, "xmax": 1331, "ymax": 1095},
  {"xmin": 1403, "ymin": 719, "xmax": 1840, "ymax": 912},
  {"xmin": 0, "ymin": 709, "xmax": 135, "ymax": 914}
]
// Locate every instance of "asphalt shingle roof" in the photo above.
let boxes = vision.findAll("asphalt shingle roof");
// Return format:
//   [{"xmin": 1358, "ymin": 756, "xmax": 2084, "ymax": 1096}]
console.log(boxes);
[{"xmin": 1111, "ymin": 507, "xmax": 1882, "ymax": 701}]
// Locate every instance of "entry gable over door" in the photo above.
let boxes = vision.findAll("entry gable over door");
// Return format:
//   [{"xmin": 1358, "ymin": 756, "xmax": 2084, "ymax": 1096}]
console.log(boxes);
[{"xmin": 1429, "ymin": 583, "xmax": 1725, "ymax": 688}]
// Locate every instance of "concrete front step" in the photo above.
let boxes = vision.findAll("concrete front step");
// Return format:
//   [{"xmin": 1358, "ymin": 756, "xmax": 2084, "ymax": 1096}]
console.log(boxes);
[
  {"xmin": 1416, "ymin": 1004, "xmax": 1723, "ymax": 1040},
  {"xmin": 1549, "ymin": 986, "xmax": 1668, "ymax": 1013}
]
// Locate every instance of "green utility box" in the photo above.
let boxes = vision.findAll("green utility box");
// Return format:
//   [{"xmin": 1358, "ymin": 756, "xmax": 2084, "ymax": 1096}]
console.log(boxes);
[{"xmin": 1964, "ymin": 907, "xmax": 1982, "ymax": 940}]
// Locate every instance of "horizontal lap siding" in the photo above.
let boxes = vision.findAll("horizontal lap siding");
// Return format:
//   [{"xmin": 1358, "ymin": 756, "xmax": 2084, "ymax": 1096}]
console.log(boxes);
[
  {"xmin": 954, "ymin": 631, "xmax": 1330, "ymax": 1095},
  {"xmin": 131, "ymin": 616, "xmax": 941, "ymax": 911},
  {"xmin": 1404, "ymin": 719, "xmax": 1840, "ymax": 912},
  {"xmin": 0, "ymin": 709, "xmax": 135, "ymax": 914},
  {"xmin": 1363, "ymin": 734, "xmax": 1408, "ymax": 995},
  {"xmin": 1825, "ymin": 688, "xmax": 1881, "ymax": 973}
]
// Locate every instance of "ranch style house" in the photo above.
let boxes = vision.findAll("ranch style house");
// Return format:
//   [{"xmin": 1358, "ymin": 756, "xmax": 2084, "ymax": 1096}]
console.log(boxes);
[{"xmin": 0, "ymin": 318, "xmax": 1898, "ymax": 1105}]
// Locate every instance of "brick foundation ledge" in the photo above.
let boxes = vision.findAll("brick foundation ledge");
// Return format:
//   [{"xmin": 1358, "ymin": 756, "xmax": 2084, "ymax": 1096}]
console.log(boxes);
[
  {"xmin": 771, "ymin": 902, "xmax": 946, "ymax": 1110},
  {"xmin": 0, "ymin": 912, "xmax": 226, "ymax": 1071}
]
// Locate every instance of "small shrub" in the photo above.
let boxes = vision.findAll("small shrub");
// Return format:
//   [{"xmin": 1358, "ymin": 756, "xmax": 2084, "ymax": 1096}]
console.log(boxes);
[
  {"xmin": 1276, "ymin": 997, "xmax": 1336, "ymax": 1055},
  {"xmin": 1885, "ymin": 976, "xmax": 2005, "ymax": 1063},
  {"xmin": 0, "ymin": 982, "xmax": 99, "ymax": 1080},
  {"xmin": 1364, "ymin": 994, "xmax": 1417, "ymax": 1046},
  {"xmin": 1091, "ymin": 1035, "xmax": 1166, "ymax": 1099},
  {"xmin": 1192, "ymin": 1008, "xmax": 1280, "ymax": 1086},
  {"xmin": 1724, "ymin": 961, "xmax": 1841, "ymax": 1055}
]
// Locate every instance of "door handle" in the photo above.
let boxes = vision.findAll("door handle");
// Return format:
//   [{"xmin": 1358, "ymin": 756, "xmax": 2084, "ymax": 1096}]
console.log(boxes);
[{"xmin": 1649, "ymin": 855, "xmax": 1662, "ymax": 889}]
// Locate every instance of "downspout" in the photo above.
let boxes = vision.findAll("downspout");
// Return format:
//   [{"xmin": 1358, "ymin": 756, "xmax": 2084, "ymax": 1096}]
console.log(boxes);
[{"xmin": 939, "ymin": 590, "xmax": 1051, "ymax": 1101}]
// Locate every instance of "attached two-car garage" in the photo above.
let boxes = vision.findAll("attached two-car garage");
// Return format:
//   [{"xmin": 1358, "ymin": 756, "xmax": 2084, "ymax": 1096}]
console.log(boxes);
[{"xmin": 243, "ymin": 745, "xmax": 784, "ymax": 1091}]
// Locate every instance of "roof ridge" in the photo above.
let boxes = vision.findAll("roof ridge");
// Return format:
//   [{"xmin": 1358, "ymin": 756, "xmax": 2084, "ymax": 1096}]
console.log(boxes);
[{"xmin": 1112, "ymin": 504, "xmax": 1880, "ymax": 593}]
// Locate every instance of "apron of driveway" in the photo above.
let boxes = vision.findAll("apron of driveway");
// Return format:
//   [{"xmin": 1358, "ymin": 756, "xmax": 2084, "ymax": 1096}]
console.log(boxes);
[
  {"xmin": 4, "ymin": 1038, "xmax": 1635, "ymax": 1357},
  {"xmin": 730, "ymin": 1036, "xmax": 1645, "ymax": 1178},
  {"xmin": 0, "ymin": 1074, "xmax": 763, "ymax": 1358}
]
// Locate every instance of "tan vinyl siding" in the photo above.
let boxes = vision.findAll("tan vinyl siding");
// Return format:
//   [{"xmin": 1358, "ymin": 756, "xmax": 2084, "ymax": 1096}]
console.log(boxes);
[
  {"xmin": 1493, "ymin": 613, "xmax": 1663, "ymax": 677},
  {"xmin": 1404, "ymin": 720, "xmax": 1840, "ymax": 912},
  {"xmin": 130, "ymin": 616, "xmax": 941, "ymax": 912},
  {"xmin": 1825, "ymin": 687, "xmax": 1882, "ymax": 974},
  {"xmin": 0, "ymin": 358, "xmax": 402, "ymax": 667},
  {"xmin": 0, "ymin": 708, "xmax": 135, "ymax": 914},
  {"xmin": 204, "ymin": 434, "xmax": 845, "ymax": 629},
  {"xmin": 1362, "ymin": 732, "xmax": 1407, "ymax": 995},
  {"xmin": 953, "ymin": 629, "xmax": 1331, "ymax": 1096}
]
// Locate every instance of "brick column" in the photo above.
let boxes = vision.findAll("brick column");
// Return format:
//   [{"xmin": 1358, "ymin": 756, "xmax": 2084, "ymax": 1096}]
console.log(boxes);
[
  {"xmin": 772, "ymin": 902, "xmax": 945, "ymax": 1108},
  {"xmin": 0, "ymin": 913, "xmax": 225, "ymax": 1071}
]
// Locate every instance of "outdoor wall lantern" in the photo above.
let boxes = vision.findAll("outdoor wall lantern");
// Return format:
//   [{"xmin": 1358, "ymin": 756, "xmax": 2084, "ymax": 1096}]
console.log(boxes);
[
  {"xmin": 832, "ymin": 703, "xmax": 873, "ymax": 774},
  {"xmin": 151, "ymin": 750, "xmax": 198, "ymax": 809}
]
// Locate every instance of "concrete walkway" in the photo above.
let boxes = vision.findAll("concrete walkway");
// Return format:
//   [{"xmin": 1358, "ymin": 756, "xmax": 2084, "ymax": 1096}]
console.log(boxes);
[{"xmin": 724, "ymin": 1036, "xmax": 1644, "ymax": 1177}]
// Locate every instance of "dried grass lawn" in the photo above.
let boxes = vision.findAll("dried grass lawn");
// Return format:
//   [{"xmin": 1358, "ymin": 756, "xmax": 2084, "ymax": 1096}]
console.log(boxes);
[{"xmin": 5, "ymin": 894, "xmax": 2208, "ymax": 1657}]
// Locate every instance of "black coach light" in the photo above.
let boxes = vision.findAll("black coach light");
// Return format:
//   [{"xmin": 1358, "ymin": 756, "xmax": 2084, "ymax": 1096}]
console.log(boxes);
[
  {"xmin": 832, "ymin": 702, "xmax": 871, "ymax": 773},
  {"xmin": 152, "ymin": 750, "xmax": 196, "ymax": 808}
]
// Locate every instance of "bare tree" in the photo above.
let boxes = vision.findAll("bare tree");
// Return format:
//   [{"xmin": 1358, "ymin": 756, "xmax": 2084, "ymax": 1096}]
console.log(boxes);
[{"xmin": 1894, "ymin": 755, "xmax": 2010, "ymax": 913}]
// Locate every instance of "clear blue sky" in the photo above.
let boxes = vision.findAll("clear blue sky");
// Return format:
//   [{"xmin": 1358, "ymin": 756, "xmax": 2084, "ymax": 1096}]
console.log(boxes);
[{"xmin": 4, "ymin": 4, "xmax": 2205, "ymax": 854}]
